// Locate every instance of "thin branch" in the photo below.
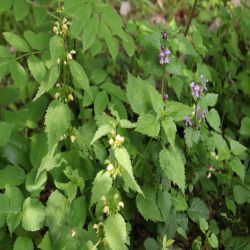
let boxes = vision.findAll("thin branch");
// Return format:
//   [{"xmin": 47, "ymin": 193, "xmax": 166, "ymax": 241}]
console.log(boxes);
[{"xmin": 184, "ymin": 0, "xmax": 199, "ymax": 36}]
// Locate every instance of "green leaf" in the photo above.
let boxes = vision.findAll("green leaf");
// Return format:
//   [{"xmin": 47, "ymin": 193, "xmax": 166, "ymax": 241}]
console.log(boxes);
[
  {"xmin": 7, "ymin": 211, "xmax": 22, "ymax": 234},
  {"xmin": 91, "ymin": 124, "xmax": 112, "ymax": 145},
  {"xmin": 229, "ymin": 159, "xmax": 245, "ymax": 182},
  {"xmin": 161, "ymin": 118, "xmax": 177, "ymax": 146},
  {"xmin": 213, "ymin": 133, "xmax": 230, "ymax": 161},
  {"xmin": 46, "ymin": 190, "xmax": 70, "ymax": 235},
  {"xmin": 38, "ymin": 232, "xmax": 53, "ymax": 250},
  {"xmin": 228, "ymin": 138, "xmax": 247, "ymax": 156},
  {"xmin": 184, "ymin": 127, "xmax": 200, "ymax": 148},
  {"xmin": 165, "ymin": 101, "xmax": 192, "ymax": 121},
  {"xmin": 69, "ymin": 60, "xmax": 92, "ymax": 98},
  {"xmin": 13, "ymin": 0, "xmax": 29, "ymax": 21},
  {"xmin": 135, "ymin": 113, "xmax": 160, "ymax": 138},
  {"xmin": 10, "ymin": 62, "xmax": 27, "ymax": 89},
  {"xmin": 24, "ymin": 31, "xmax": 49, "ymax": 51},
  {"xmin": 240, "ymin": 117, "xmax": 250, "ymax": 137},
  {"xmin": 27, "ymin": 55, "xmax": 46, "ymax": 82},
  {"xmin": 3, "ymin": 32, "xmax": 30, "ymax": 52},
  {"xmin": 104, "ymin": 214, "xmax": 127, "ymax": 250},
  {"xmin": 208, "ymin": 233, "xmax": 218, "ymax": 249},
  {"xmin": 22, "ymin": 198, "xmax": 45, "ymax": 231},
  {"xmin": 14, "ymin": 236, "xmax": 34, "ymax": 250},
  {"xmin": 187, "ymin": 198, "xmax": 209, "ymax": 223},
  {"xmin": 45, "ymin": 100, "xmax": 72, "ymax": 149},
  {"xmin": 123, "ymin": 34, "xmax": 135, "ymax": 57},
  {"xmin": 144, "ymin": 238, "xmax": 159, "ymax": 250},
  {"xmin": 199, "ymin": 217, "xmax": 208, "ymax": 234},
  {"xmin": 136, "ymin": 185, "xmax": 162, "ymax": 222},
  {"xmin": 67, "ymin": 196, "xmax": 87, "ymax": 227},
  {"xmin": 90, "ymin": 171, "xmax": 113, "ymax": 206},
  {"xmin": 233, "ymin": 185, "xmax": 250, "ymax": 204},
  {"xmin": 0, "ymin": 0, "xmax": 12, "ymax": 13},
  {"xmin": 5, "ymin": 186, "xmax": 24, "ymax": 212},
  {"xmin": 172, "ymin": 193, "xmax": 188, "ymax": 212},
  {"xmin": 0, "ymin": 87, "xmax": 19, "ymax": 105},
  {"xmin": 101, "ymin": 81, "xmax": 127, "ymax": 102},
  {"xmin": 205, "ymin": 93, "xmax": 218, "ymax": 107},
  {"xmin": 206, "ymin": 108, "xmax": 221, "ymax": 132},
  {"xmin": 55, "ymin": 181, "xmax": 77, "ymax": 203},
  {"xmin": 159, "ymin": 147, "xmax": 185, "ymax": 192},
  {"xmin": 94, "ymin": 91, "xmax": 108, "ymax": 116},
  {"xmin": 26, "ymin": 169, "xmax": 47, "ymax": 195},
  {"xmin": 49, "ymin": 35, "xmax": 65, "ymax": 61},
  {"xmin": 176, "ymin": 34, "xmax": 197, "ymax": 56},
  {"xmin": 127, "ymin": 74, "xmax": 164, "ymax": 114},
  {"xmin": 82, "ymin": 14, "xmax": 99, "ymax": 52},
  {"xmin": 0, "ymin": 122, "xmax": 13, "ymax": 147},
  {"xmin": 157, "ymin": 190, "xmax": 172, "ymax": 221},
  {"xmin": 34, "ymin": 64, "xmax": 60, "ymax": 100},
  {"xmin": 0, "ymin": 165, "xmax": 25, "ymax": 189},
  {"xmin": 114, "ymin": 147, "xmax": 142, "ymax": 194},
  {"xmin": 99, "ymin": 19, "xmax": 119, "ymax": 60}
]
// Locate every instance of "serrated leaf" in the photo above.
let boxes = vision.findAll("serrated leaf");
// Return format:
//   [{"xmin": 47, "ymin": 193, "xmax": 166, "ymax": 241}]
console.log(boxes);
[
  {"xmin": 22, "ymin": 198, "xmax": 45, "ymax": 231},
  {"xmin": 46, "ymin": 190, "xmax": 70, "ymax": 235},
  {"xmin": 157, "ymin": 190, "xmax": 172, "ymax": 222},
  {"xmin": 161, "ymin": 118, "xmax": 176, "ymax": 146},
  {"xmin": 99, "ymin": 19, "xmax": 119, "ymax": 60},
  {"xmin": 55, "ymin": 181, "xmax": 77, "ymax": 203},
  {"xmin": 135, "ymin": 113, "xmax": 160, "ymax": 138},
  {"xmin": 114, "ymin": 147, "xmax": 142, "ymax": 194},
  {"xmin": 3, "ymin": 32, "xmax": 30, "ymax": 52},
  {"xmin": 14, "ymin": 236, "xmax": 34, "ymax": 250},
  {"xmin": 69, "ymin": 60, "xmax": 92, "ymax": 98},
  {"xmin": 82, "ymin": 14, "xmax": 99, "ymax": 52},
  {"xmin": 199, "ymin": 217, "xmax": 208, "ymax": 234},
  {"xmin": 7, "ymin": 211, "xmax": 22, "ymax": 234},
  {"xmin": 206, "ymin": 108, "xmax": 221, "ymax": 132},
  {"xmin": 27, "ymin": 55, "xmax": 46, "ymax": 82},
  {"xmin": 0, "ymin": 165, "xmax": 25, "ymax": 189},
  {"xmin": 213, "ymin": 133, "xmax": 230, "ymax": 161},
  {"xmin": 208, "ymin": 233, "xmax": 218, "ymax": 249},
  {"xmin": 184, "ymin": 127, "xmax": 200, "ymax": 148},
  {"xmin": 104, "ymin": 214, "xmax": 127, "ymax": 250},
  {"xmin": 228, "ymin": 138, "xmax": 247, "ymax": 156},
  {"xmin": 94, "ymin": 91, "xmax": 108, "ymax": 116},
  {"xmin": 240, "ymin": 117, "xmax": 250, "ymax": 137},
  {"xmin": 136, "ymin": 185, "xmax": 163, "ymax": 222},
  {"xmin": 26, "ymin": 168, "xmax": 47, "ymax": 195},
  {"xmin": 159, "ymin": 147, "xmax": 185, "ymax": 192},
  {"xmin": 90, "ymin": 171, "xmax": 112, "ymax": 206},
  {"xmin": 119, "ymin": 119, "xmax": 136, "ymax": 128},
  {"xmin": 127, "ymin": 74, "xmax": 164, "ymax": 115},
  {"xmin": 91, "ymin": 124, "xmax": 112, "ymax": 145},
  {"xmin": 45, "ymin": 100, "xmax": 72, "ymax": 149},
  {"xmin": 165, "ymin": 101, "xmax": 192, "ymax": 121},
  {"xmin": 34, "ymin": 64, "xmax": 60, "ymax": 100},
  {"xmin": 0, "ymin": 122, "xmax": 13, "ymax": 147},
  {"xmin": 49, "ymin": 35, "xmax": 65, "ymax": 61},
  {"xmin": 172, "ymin": 193, "xmax": 188, "ymax": 212},
  {"xmin": 187, "ymin": 198, "xmax": 209, "ymax": 223},
  {"xmin": 5, "ymin": 186, "xmax": 24, "ymax": 212},
  {"xmin": 229, "ymin": 158, "xmax": 245, "ymax": 182},
  {"xmin": 233, "ymin": 185, "xmax": 250, "ymax": 204},
  {"xmin": 10, "ymin": 62, "xmax": 27, "ymax": 89},
  {"xmin": 205, "ymin": 93, "xmax": 218, "ymax": 107},
  {"xmin": 38, "ymin": 232, "xmax": 53, "ymax": 250},
  {"xmin": 123, "ymin": 34, "xmax": 135, "ymax": 57}
]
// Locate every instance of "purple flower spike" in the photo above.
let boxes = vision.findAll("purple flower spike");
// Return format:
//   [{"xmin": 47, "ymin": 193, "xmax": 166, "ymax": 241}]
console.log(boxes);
[
  {"xmin": 159, "ymin": 46, "xmax": 170, "ymax": 65},
  {"xmin": 161, "ymin": 32, "xmax": 168, "ymax": 40},
  {"xmin": 162, "ymin": 93, "xmax": 169, "ymax": 100},
  {"xmin": 185, "ymin": 116, "xmax": 192, "ymax": 126}
]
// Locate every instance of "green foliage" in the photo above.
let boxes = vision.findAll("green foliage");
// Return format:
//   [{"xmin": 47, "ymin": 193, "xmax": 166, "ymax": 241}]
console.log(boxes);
[{"xmin": 1, "ymin": 0, "xmax": 250, "ymax": 249}]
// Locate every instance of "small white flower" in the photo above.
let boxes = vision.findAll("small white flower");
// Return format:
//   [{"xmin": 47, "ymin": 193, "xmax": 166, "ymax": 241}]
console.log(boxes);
[{"xmin": 106, "ymin": 164, "xmax": 114, "ymax": 171}]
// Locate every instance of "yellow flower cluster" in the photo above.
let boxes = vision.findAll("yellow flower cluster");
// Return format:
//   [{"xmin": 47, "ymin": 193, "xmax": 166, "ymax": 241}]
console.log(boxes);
[{"xmin": 52, "ymin": 18, "xmax": 71, "ymax": 36}]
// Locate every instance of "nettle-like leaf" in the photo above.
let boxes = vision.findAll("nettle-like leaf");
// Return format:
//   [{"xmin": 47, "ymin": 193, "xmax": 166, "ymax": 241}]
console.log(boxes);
[
  {"xmin": 49, "ymin": 35, "xmax": 65, "ymax": 61},
  {"xmin": 164, "ymin": 101, "xmax": 192, "ymax": 121},
  {"xmin": 184, "ymin": 127, "xmax": 200, "ymax": 148},
  {"xmin": 45, "ymin": 100, "xmax": 72, "ymax": 149},
  {"xmin": 91, "ymin": 124, "xmax": 112, "ymax": 145},
  {"xmin": 213, "ymin": 133, "xmax": 230, "ymax": 161},
  {"xmin": 227, "ymin": 137, "xmax": 247, "ymax": 156},
  {"xmin": 161, "ymin": 118, "xmax": 177, "ymax": 146},
  {"xmin": 0, "ymin": 121, "xmax": 13, "ymax": 147},
  {"xmin": 159, "ymin": 147, "xmax": 185, "ymax": 192},
  {"xmin": 127, "ymin": 74, "xmax": 164, "ymax": 115},
  {"xmin": 3, "ymin": 32, "xmax": 30, "ymax": 52},
  {"xmin": 136, "ymin": 185, "xmax": 163, "ymax": 222},
  {"xmin": 206, "ymin": 108, "xmax": 221, "ymax": 132},
  {"xmin": 104, "ymin": 213, "xmax": 127, "ymax": 250},
  {"xmin": 90, "ymin": 171, "xmax": 113, "ymax": 207},
  {"xmin": 22, "ymin": 198, "xmax": 45, "ymax": 231},
  {"xmin": 187, "ymin": 198, "xmax": 209, "ymax": 223},
  {"xmin": 135, "ymin": 113, "xmax": 160, "ymax": 138},
  {"xmin": 114, "ymin": 147, "xmax": 142, "ymax": 194},
  {"xmin": 27, "ymin": 55, "xmax": 46, "ymax": 83},
  {"xmin": 13, "ymin": 236, "xmax": 34, "ymax": 250}
]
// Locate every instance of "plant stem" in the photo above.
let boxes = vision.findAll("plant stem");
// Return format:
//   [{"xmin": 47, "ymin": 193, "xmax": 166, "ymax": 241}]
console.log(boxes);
[{"xmin": 184, "ymin": 0, "xmax": 199, "ymax": 37}]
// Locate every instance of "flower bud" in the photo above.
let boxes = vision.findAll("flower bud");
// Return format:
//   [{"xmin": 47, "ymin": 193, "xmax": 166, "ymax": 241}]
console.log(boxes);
[
  {"xmin": 71, "ymin": 229, "xmax": 76, "ymax": 237},
  {"xmin": 68, "ymin": 93, "xmax": 74, "ymax": 101},
  {"xmin": 70, "ymin": 135, "xmax": 76, "ymax": 143},
  {"xmin": 103, "ymin": 205, "xmax": 109, "ymax": 215},
  {"xmin": 106, "ymin": 164, "xmax": 114, "ymax": 172},
  {"xmin": 118, "ymin": 201, "xmax": 124, "ymax": 208},
  {"xmin": 55, "ymin": 92, "xmax": 60, "ymax": 100},
  {"xmin": 109, "ymin": 138, "xmax": 114, "ymax": 145}
]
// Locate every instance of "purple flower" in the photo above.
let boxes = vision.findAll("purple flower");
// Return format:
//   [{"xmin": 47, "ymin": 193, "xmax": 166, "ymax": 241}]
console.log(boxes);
[
  {"xmin": 190, "ymin": 82, "xmax": 203, "ymax": 98},
  {"xmin": 159, "ymin": 46, "xmax": 170, "ymax": 65},
  {"xmin": 185, "ymin": 116, "xmax": 192, "ymax": 126}
]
